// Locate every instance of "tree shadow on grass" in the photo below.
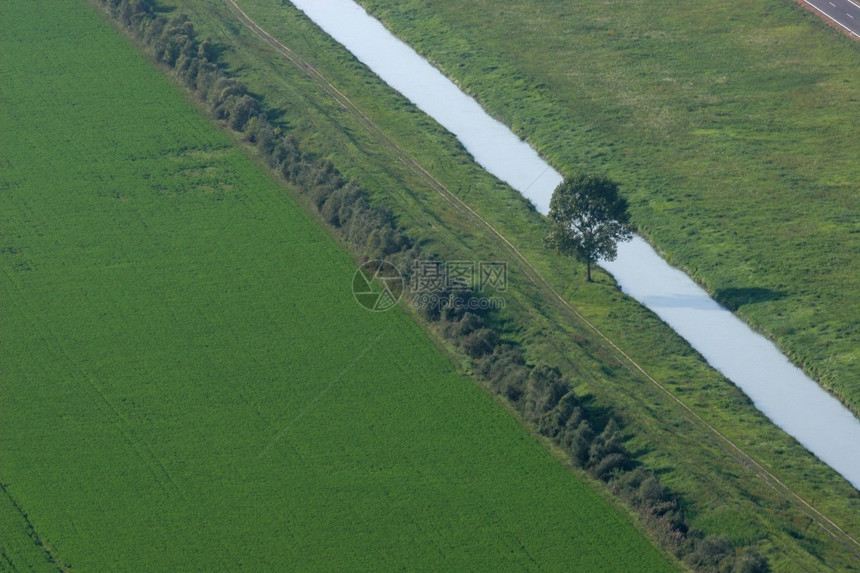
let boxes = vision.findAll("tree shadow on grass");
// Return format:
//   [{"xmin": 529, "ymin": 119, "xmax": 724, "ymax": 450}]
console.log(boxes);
[{"xmin": 715, "ymin": 287, "xmax": 786, "ymax": 311}]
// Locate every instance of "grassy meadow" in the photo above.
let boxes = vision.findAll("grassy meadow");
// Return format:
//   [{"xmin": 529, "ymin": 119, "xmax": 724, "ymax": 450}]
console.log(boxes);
[
  {"xmin": 0, "ymin": 1, "xmax": 678, "ymax": 570},
  {"xmin": 159, "ymin": 0, "xmax": 860, "ymax": 569},
  {"xmin": 356, "ymin": 0, "xmax": 860, "ymax": 416}
]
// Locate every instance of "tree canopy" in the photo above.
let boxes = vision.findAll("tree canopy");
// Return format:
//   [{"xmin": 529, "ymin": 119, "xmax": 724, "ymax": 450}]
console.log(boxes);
[{"xmin": 544, "ymin": 173, "xmax": 633, "ymax": 281}]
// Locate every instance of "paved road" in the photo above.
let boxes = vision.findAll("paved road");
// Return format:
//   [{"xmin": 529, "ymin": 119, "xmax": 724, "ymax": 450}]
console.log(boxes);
[{"xmin": 803, "ymin": 0, "xmax": 860, "ymax": 37}]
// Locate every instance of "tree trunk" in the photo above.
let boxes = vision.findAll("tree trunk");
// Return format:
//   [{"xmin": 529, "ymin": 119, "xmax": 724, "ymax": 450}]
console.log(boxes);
[{"xmin": 586, "ymin": 259, "xmax": 592, "ymax": 282}]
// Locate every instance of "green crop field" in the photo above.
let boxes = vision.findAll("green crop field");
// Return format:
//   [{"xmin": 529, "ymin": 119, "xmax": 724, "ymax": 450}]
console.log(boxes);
[
  {"xmin": 357, "ymin": 0, "xmax": 860, "ymax": 416},
  {"xmin": 0, "ymin": 1, "xmax": 676, "ymax": 570}
]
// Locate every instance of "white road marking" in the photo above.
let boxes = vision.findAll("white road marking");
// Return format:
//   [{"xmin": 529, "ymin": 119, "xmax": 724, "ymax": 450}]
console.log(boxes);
[
  {"xmin": 803, "ymin": 0, "xmax": 860, "ymax": 37},
  {"xmin": 829, "ymin": 1, "xmax": 836, "ymax": 6},
  {"xmin": 849, "ymin": 12, "xmax": 856, "ymax": 18}
]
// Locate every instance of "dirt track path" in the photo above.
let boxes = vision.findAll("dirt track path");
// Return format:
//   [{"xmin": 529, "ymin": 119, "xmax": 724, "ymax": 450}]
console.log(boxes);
[{"xmin": 224, "ymin": 0, "xmax": 859, "ymax": 552}]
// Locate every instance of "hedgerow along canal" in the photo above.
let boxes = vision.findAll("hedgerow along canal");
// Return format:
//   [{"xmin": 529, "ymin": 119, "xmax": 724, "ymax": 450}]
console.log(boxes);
[{"xmin": 287, "ymin": 0, "xmax": 860, "ymax": 489}]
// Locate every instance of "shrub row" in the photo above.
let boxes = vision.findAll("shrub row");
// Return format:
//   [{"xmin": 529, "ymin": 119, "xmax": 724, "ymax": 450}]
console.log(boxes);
[{"xmin": 98, "ymin": 2, "xmax": 768, "ymax": 570}]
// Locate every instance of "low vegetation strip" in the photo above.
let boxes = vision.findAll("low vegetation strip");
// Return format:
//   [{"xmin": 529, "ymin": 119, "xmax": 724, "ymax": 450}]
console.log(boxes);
[
  {"xmin": 356, "ymin": 0, "xmax": 860, "ymax": 417},
  {"xmin": 0, "ymin": 0, "xmax": 676, "ymax": 569}
]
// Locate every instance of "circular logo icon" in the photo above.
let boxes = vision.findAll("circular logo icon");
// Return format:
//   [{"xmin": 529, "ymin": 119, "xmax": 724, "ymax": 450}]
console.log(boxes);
[{"xmin": 352, "ymin": 260, "xmax": 404, "ymax": 312}]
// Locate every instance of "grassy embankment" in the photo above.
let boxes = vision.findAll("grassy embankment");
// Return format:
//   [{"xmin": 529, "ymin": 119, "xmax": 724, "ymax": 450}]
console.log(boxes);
[
  {"xmin": 358, "ymin": 0, "xmax": 860, "ymax": 417},
  {"xmin": 158, "ymin": 0, "xmax": 860, "ymax": 570},
  {"xmin": 0, "ymin": 1, "xmax": 676, "ymax": 569}
]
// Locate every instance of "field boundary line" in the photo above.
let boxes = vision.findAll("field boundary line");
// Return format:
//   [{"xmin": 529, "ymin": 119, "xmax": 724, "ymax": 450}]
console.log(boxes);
[
  {"xmin": 224, "ymin": 0, "xmax": 859, "ymax": 551},
  {"xmin": 0, "ymin": 480, "xmax": 69, "ymax": 571}
]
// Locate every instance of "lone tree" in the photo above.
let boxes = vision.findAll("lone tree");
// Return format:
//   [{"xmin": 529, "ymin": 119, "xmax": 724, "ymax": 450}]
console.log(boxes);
[{"xmin": 544, "ymin": 173, "xmax": 633, "ymax": 282}]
